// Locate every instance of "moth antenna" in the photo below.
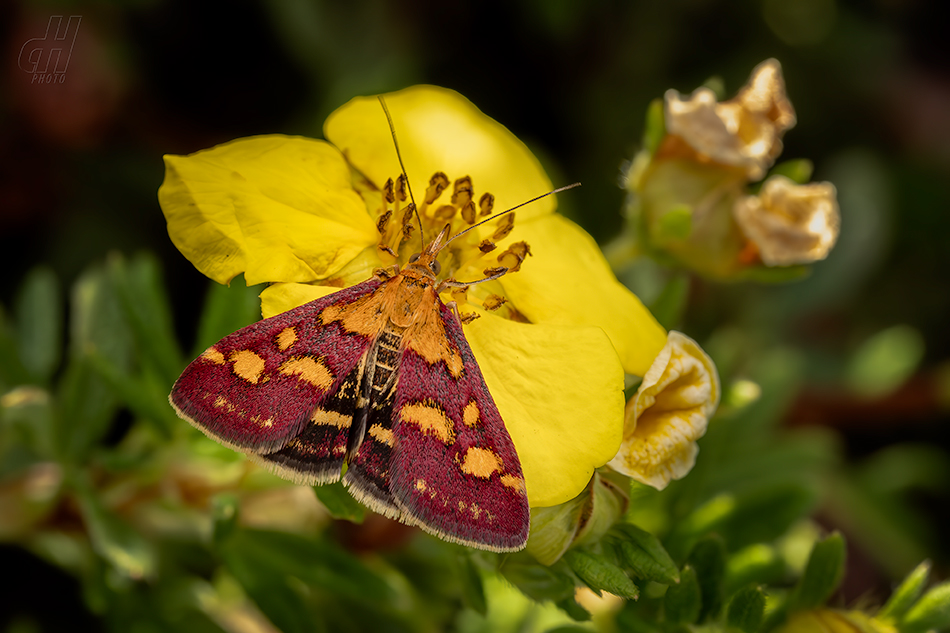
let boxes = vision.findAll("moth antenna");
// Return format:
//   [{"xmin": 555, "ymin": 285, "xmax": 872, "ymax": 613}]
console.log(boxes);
[
  {"xmin": 379, "ymin": 96, "xmax": 425, "ymax": 250},
  {"xmin": 441, "ymin": 182, "xmax": 581, "ymax": 250}
]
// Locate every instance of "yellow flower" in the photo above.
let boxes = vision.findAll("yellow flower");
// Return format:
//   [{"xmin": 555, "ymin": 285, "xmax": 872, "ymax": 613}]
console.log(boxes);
[
  {"xmin": 608, "ymin": 331, "xmax": 720, "ymax": 490},
  {"xmin": 778, "ymin": 610, "xmax": 897, "ymax": 633},
  {"xmin": 733, "ymin": 175, "xmax": 840, "ymax": 266},
  {"xmin": 663, "ymin": 58, "xmax": 796, "ymax": 180},
  {"xmin": 159, "ymin": 85, "xmax": 668, "ymax": 508}
]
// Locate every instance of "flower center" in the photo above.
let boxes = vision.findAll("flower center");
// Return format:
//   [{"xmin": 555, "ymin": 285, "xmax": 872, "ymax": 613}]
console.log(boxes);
[{"xmin": 373, "ymin": 171, "xmax": 531, "ymax": 321}]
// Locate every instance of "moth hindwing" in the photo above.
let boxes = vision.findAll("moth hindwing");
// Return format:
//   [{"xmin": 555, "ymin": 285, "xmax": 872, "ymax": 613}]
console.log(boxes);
[{"xmin": 170, "ymin": 251, "xmax": 530, "ymax": 552}]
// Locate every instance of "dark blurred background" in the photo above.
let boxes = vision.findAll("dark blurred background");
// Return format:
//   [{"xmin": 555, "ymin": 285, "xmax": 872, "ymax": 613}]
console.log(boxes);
[{"xmin": 2, "ymin": 0, "xmax": 949, "ymax": 623}]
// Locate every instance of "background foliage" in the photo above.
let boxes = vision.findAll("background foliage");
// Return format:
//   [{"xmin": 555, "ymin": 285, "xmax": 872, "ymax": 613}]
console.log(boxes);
[{"xmin": 2, "ymin": 0, "xmax": 949, "ymax": 631}]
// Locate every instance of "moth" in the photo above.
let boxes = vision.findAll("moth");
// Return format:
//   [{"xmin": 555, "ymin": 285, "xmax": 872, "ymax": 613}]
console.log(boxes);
[{"xmin": 169, "ymin": 101, "xmax": 578, "ymax": 552}]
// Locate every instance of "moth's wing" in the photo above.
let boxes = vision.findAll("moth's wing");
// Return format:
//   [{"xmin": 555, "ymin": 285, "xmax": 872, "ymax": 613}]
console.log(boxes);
[
  {"xmin": 387, "ymin": 301, "xmax": 529, "ymax": 552},
  {"xmin": 255, "ymin": 360, "xmax": 370, "ymax": 485},
  {"xmin": 340, "ymin": 377, "xmax": 405, "ymax": 521},
  {"xmin": 170, "ymin": 278, "xmax": 384, "ymax": 482}
]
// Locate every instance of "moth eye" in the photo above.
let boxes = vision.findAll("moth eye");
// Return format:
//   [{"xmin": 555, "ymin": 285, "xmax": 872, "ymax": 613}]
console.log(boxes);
[
  {"xmin": 430, "ymin": 260, "xmax": 442, "ymax": 275},
  {"xmin": 408, "ymin": 253, "xmax": 421, "ymax": 263}
]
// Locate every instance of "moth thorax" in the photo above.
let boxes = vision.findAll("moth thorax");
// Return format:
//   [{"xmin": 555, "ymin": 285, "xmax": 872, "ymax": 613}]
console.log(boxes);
[{"xmin": 389, "ymin": 274, "xmax": 434, "ymax": 328}]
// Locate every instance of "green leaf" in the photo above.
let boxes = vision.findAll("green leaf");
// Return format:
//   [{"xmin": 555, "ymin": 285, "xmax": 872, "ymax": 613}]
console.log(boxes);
[
  {"xmin": 226, "ymin": 555, "xmax": 316, "ymax": 633},
  {"xmin": 611, "ymin": 523, "xmax": 680, "ymax": 585},
  {"xmin": 879, "ymin": 560, "xmax": 931, "ymax": 622},
  {"xmin": 664, "ymin": 565, "xmax": 701, "ymax": 625},
  {"xmin": 689, "ymin": 536, "xmax": 726, "ymax": 622},
  {"xmin": 655, "ymin": 205, "xmax": 693, "ymax": 242},
  {"xmin": 85, "ymin": 350, "xmax": 174, "ymax": 439},
  {"xmin": 899, "ymin": 582, "xmax": 950, "ymax": 633},
  {"xmin": 726, "ymin": 585, "xmax": 766, "ymax": 633},
  {"xmin": 109, "ymin": 253, "xmax": 183, "ymax": 385},
  {"xmin": 725, "ymin": 544, "xmax": 786, "ymax": 595},
  {"xmin": 456, "ymin": 552, "xmax": 487, "ymax": 616},
  {"xmin": 648, "ymin": 274, "xmax": 690, "ymax": 331},
  {"xmin": 643, "ymin": 98, "xmax": 666, "ymax": 155},
  {"xmin": 313, "ymin": 481, "xmax": 365, "ymax": 523},
  {"xmin": 789, "ymin": 532, "xmax": 846, "ymax": 612},
  {"xmin": 555, "ymin": 596, "xmax": 591, "ymax": 622},
  {"xmin": 668, "ymin": 484, "xmax": 819, "ymax": 559},
  {"xmin": 211, "ymin": 493, "xmax": 240, "ymax": 545},
  {"xmin": 75, "ymin": 479, "xmax": 157, "ymax": 580},
  {"xmin": 846, "ymin": 325, "xmax": 925, "ymax": 398},
  {"xmin": 767, "ymin": 159, "xmax": 814, "ymax": 185},
  {"xmin": 222, "ymin": 528, "xmax": 391, "ymax": 601},
  {"xmin": 194, "ymin": 278, "xmax": 264, "ymax": 356},
  {"xmin": 502, "ymin": 561, "xmax": 576, "ymax": 602},
  {"xmin": 736, "ymin": 264, "xmax": 811, "ymax": 284},
  {"xmin": 15, "ymin": 266, "xmax": 62, "ymax": 383},
  {"xmin": 0, "ymin": 306, "xmax": 31, "ymax": 386},
  {"xmin": 564, "ymin": 549, "xmax": 639, "ymax": 599}
]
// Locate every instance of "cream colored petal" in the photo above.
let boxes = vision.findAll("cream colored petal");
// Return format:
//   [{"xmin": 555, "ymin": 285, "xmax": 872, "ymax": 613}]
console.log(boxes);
[
  {"xmin": 159, "ymin": 135, "xmax": 378, "ymax": 285},
  {"xmin": 324, "ymin": 85, "xmax": 555, "ymax": 224},
  {"xmin": 733, "ymin": 175, "xmax": 840, "ymax": 266},
  {"xmin": 736, "ymin": 58, "xmax": 797, "ymax": 134},
  {"xmin": 466, "ymin": 311, "xmax": 625, "ymax": 507},
  {"xmin": 664, "ymin": 59, "xmax": 795, "ymax": 180},
  {"xmin": 609, "ymin": 331, "xmax": 720, "ymax": 490},
  {"xmin": 498, "ymin": 214, "xmax": 668, "ymax": 377}
]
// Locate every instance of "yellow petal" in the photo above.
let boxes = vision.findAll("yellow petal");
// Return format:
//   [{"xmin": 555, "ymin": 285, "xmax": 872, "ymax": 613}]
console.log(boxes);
[
  {"xmin": 779, "ymin": 610, "xmax": 897, "ymax": 633},
  {"xmin": 465, "ymin": 311, "xmax": 625, "ymax": 507},
  {"xmin": 733, "ymin": 175, "xmax": 840, "ymax": 266},
  {"xmin": 498, "ymin": 214, "xmax": 668, "ymax": 376},
  {"xmin": 159, "ymin": 135, "xmax": 377, "ymax": 286},
  {"xmin": 260, "ymin": 282, "xmax": 339, "ymax": 318},
  {"xmin": 609, "ymin": 331, "xmax": 720, "ymax": 489},
  {"xmin": 324, "ymin": 85, "xmax": 554, "ymax": 223}
]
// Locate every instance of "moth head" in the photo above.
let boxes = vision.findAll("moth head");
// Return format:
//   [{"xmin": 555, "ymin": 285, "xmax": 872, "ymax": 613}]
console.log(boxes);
[{"xmin": 407, "ymin": 251, "xmax": 442, "ymax": 277}]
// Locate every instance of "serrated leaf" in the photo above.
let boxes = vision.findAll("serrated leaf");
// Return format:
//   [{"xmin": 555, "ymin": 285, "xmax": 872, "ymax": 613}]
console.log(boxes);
[
  {"xmin": 665, "ymin": 565, "xmax": 701, "ymax": 624},
  {"xmin": 502, "ymin": 561, "xmax": 576, "ymax": 602},
  {"xmin": 689, "ymin": 536, "xmax": 726, "ymax": 622},
  {"xmin": 789, "ymin": 532, "xmax": 846, "ymax": 612},
  {"xmin": 900, "ymin": 582, "xmax": 950, "ymax": 633},
  {"xmin": 727, "ymin": 585, "xmax": 766, "ymax": 633},
  {"xmin": 612, "ymin": 523, "xmax": 679, "ymax": 585},
  {"xmin": 879, "ymin": 561, "xmax": 931, "ymax": 622},
  {"xmin": 313, "ymin": 481, "xmax": 365, "ymax": 523},
  {"xmin": 564, "ymin": 549, "xmax": 639, "ymax": 600},
  {"xmin": 14, "ymin": 266, "xmax": 62, "ymax": 383}
]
